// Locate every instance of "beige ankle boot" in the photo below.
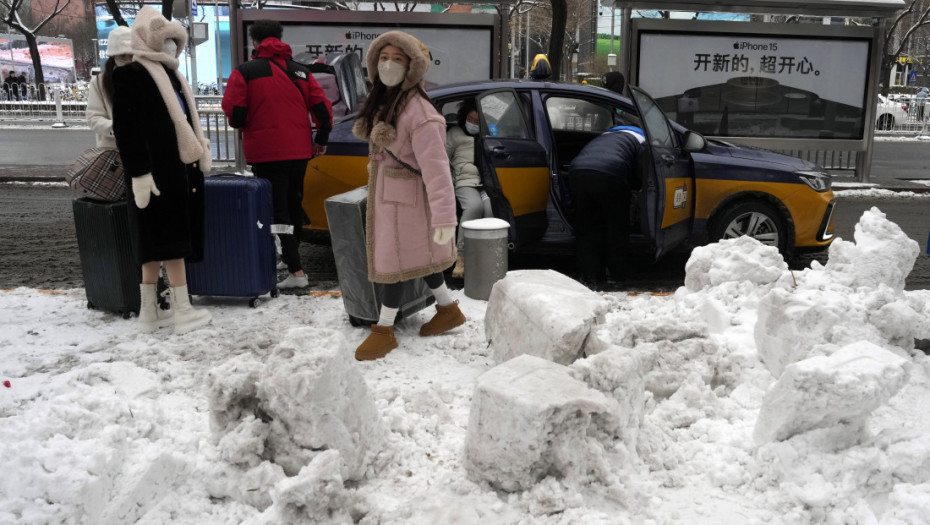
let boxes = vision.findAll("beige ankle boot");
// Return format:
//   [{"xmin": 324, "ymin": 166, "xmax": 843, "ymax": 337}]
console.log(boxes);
[
  {"xmin": 138, "ymin": 283, "xmax": 173, "ymax": 332},
  {"xmin": 169, "ymin": 284, "xmax": 212, "ymax": 334},
  {"xmin": 355, "ymin": 325, "xmax": 398, "ymax": 361},
  {"xmin": 451, "ymin": 254, "xmax": 465, "ymax": 279},
  {"xmin": 420, "ymin": 301, "xmax": 466, "ymax": 336}
]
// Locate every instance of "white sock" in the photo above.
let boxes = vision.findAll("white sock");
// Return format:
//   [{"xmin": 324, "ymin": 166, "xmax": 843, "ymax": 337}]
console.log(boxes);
[
  {"xmin": 430, "ymin": 282, "xmax": 453, "ymax": 306},
  {"xmin": 377, "ymin": 305, "xmax": 398, "ymax": 326}
]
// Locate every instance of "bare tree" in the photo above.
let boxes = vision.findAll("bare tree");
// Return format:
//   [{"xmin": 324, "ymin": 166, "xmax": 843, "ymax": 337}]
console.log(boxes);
[
  {"xmin": 882, "ymin": 0, "xmax": 930, "ymax": 96},
  {"xmin": 1, "ymin": 0, "xmax": 72, "ymax": 100},
  {"xmin": 103, "ymin": 0, "xmax": 130, "ymax": 27}
]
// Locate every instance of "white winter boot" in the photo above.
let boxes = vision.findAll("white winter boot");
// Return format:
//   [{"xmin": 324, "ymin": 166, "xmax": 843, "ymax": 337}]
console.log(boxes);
[
  {"xmin": 138, "ymin": 283, "xmax": 173, "ymax": 332},
  {"xmin": 169, "ymin": 284, "xmax": 212, "ymax": 334}
]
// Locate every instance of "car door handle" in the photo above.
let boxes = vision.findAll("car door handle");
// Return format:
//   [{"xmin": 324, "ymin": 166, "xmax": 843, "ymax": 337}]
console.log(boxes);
[
  {"xmin": 490, "ymin": 146, "xmax": 510, "ymax": 159},
  {"xmin": 660, "ymin": 154, "xmax": 676, "ymax": 165}
]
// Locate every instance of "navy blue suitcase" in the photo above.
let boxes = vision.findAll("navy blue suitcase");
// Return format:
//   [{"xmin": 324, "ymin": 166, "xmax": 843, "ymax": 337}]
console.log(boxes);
[{"xmin": 185, "ymin": 175, "xmax": 278, "ymax": 307}]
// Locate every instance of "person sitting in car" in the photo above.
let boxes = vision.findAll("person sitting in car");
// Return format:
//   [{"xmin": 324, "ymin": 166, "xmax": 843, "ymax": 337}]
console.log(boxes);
[{"xmin": 445, "ymin": 99, "xmax": 493, "ymax": 278}]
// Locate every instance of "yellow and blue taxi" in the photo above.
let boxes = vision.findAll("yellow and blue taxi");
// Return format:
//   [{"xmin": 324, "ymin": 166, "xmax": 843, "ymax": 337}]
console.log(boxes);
[{"xmin": 302, "ymin": 79, "xmax": 835, "ymax": 260}]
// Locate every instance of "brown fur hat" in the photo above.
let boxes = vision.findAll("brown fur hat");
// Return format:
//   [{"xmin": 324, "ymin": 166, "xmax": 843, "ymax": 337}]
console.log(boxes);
[
  {"xmin": 131, "ymin": 6, "xmax": 188, "ymax": 70},
  {"xmin": 366, "ymin": 31, "xmax": 430, "ymax": 92}
]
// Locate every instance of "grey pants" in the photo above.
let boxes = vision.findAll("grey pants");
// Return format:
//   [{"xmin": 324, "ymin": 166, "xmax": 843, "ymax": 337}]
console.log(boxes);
[{"xmin": 455, "ymin": 186, "xmax": 493, "ymax": 250}]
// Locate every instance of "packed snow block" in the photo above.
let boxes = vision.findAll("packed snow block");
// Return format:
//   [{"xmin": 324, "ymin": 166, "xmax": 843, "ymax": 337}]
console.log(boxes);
[
  {"xmin": 823, "ymin": 207, "xmax": 919, "ymax": 292},
  {"xmin": 485, "ymin": 269, "xmax": 610, "ymax": 365},
  {"xmin": 464, "ymin": 354, "xmax": 622, "ymax": 492},
  {"xmin": 754, "ymin": 287, "xmax": 870, "ymax": 378},
  {"xmin": 753, "ymin": 341, "xmax": 910, "ymax": 444},
  {"xmin": 257, "ymin": 327, "xmax": 383, "ymax": 480},
  {"xmin": 684, "ymin": 236, "xmax": 788, "ymax": 291}
]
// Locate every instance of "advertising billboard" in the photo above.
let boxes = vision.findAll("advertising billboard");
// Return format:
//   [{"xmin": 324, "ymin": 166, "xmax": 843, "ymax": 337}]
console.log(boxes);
[
  {"xmin": 0, "ymin": 33, "xmax": 76, "ymax": 84},
  {"xmin": 634, "ymin": 25, "xmax": 872, "ymax": 140}
]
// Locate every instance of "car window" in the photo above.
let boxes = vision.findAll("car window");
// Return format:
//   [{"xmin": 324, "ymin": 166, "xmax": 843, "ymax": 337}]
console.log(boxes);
[
  {"xmin": 545, "ymin": 96, "xmax": 640, "ymax": 132},
  {"xmin": 478, "ymin": 91, "xmax": 529, "ymax": 139},
  {"xmin": 631, "ymin": 89, "xmax": 674, "ymax": 148}
]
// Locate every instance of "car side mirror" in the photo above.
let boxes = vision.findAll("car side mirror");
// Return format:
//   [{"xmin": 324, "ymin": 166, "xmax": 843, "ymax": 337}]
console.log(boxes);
[{"xmin": 683, "ymin": 131, "xmax": 706, "ymax": 153}]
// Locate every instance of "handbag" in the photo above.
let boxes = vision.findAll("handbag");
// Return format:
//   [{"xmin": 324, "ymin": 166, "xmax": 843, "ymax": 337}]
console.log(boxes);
[{"xmin": 66, "ymin": 147, "xmax": 126, "ymax": 201}]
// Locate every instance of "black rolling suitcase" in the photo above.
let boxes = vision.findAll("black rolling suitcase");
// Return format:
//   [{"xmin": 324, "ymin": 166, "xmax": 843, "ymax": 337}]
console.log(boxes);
[
  {"xmin": 73, "ymin": 198, "xmax": 141, "ymax": 318},
  {"xmin": 185, "ymin": 174, "xmax": 279, "ymax": 307},
  {"xmin": 324, "ymin": 187, "xmax": 434, "ymax": 326}
]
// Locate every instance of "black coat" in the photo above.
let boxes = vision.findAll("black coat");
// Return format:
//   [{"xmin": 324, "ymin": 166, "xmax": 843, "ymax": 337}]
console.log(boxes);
[
  {"xmin": 112, "ymin": 63, "xmax": 204, "ymax": 264},
  {"xmin": 568, "ymin": 130, "xmax": 646, "ymax": 191}
]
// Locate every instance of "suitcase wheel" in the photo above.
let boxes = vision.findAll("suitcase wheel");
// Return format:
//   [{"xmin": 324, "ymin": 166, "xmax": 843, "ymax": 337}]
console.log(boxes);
[
  {"xmin": 122, "ymin": 310, "xmax": 134, "ymax": 320},
  {"xmin": 249, "ymin": 298, "xmax": 259, "ymax": 308},
  {"xmin": 87, "ymin": 301, "xmax": 95, "ymax": 310},
  {"xmin": 348, "ymin": 315, "xmax": 373, "ymax": 327},
  {"xmin": 271, "ymin": 288, "xmax": 280, "ymax": 298}
]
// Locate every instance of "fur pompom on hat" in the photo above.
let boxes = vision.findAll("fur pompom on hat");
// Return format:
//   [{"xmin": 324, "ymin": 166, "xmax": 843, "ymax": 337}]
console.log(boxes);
[
  {"xmin": 366, "ymin": 31, "xmax": 430, "ymax": 92},
  {"xmin": 106, "ymin": 26, "xmax": 132, "ymax": 57},
  {"xmin": 131, "ymin": 6, "xmax": 188, "ymax": 69}
]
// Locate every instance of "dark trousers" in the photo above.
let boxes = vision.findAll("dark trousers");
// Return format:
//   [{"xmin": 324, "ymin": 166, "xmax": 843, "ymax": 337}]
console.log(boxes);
[
  {"xmin": 381, "ymin": 272, "xmax": 444, "ymax": 309},
  {"xmin": 567, "ymin": 172, "xmax": 631, "ymax": 283},
  {"xmin": 252, "ymin": 159, "xmax": 310, "ymax": 274}
]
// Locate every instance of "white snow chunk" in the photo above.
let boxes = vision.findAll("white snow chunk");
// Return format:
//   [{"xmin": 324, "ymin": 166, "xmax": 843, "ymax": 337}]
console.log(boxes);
[
  {"xmin": 98, "ymin": 452, "xmax": 184, "ymax": 525},
  {"xmin": 684, "ymin": 236, "xmax": 788, "ymax": 291},
  {"xmin": 464, "ymin": 354, "xmax": 622, "ymax": 492},
  {"xmin": 570, "ymin": 345, "xmax": 646, "ymax": 464},
  {"xmin": 207, "ymin": 328, "xmax": 383, "ymax": 481},
  {"xmin": 754, "ymin": 341, "xmax": 911, "ymax": 444},
  {"xmin": 822, "ymin": 207, "xmax": 919, "ymax": 292},
  {"xmin": 269, "ymin": 450, "xmax": 351, "ymax": 524},
  {"xmin": 485, "ymin": 270, "xmax": 610, "ymax": 365}
]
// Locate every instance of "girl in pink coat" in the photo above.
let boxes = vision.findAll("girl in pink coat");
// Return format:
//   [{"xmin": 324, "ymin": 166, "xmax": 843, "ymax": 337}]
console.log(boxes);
[{"xmin": 351, "ymin": 31, "xmax": 465, "ymax": 360}]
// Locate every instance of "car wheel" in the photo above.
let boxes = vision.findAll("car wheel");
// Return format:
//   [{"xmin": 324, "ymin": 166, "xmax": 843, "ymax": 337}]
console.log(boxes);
[
  {"xmin": 877, "ymin": 114, "xmax": 895, "ymax": 130},
  {"xmin": 711, "ymin": 201, "xmax": 787, "ymax": 253}
]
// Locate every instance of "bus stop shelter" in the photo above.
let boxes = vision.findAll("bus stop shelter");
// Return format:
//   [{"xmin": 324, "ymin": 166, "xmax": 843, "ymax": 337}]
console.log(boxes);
[{"xmin": 604, "ymin": 0, "xmax": 906, "ymax": 182}]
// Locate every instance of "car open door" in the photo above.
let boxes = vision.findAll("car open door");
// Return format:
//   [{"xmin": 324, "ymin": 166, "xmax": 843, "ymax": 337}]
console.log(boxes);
[
  {"xmin": 475, "ymin": 88, "xmax": 550, "ymax": 249},
  {"xmin": 298, "ymin": 52, "xmax": 367, "ymax": 118},
  {"xmin": 628, "ymin": 86, "xmax": 694, "ymax": 259}
]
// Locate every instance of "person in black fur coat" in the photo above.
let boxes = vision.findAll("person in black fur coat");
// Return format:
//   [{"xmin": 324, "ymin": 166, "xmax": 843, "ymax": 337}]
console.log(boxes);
[{"xmin": 112, "ymin": 6, "xmax": 213, "ymax": 335}]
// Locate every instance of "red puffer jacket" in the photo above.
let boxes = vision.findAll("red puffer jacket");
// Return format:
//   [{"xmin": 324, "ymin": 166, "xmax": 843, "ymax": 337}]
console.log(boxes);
[{"xmin": 222, "ymin": 38, "xmax": 332, "ymax": 164}]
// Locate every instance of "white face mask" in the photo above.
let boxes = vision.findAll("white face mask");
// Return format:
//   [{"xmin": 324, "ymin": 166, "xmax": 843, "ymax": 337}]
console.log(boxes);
[
  {"xmin": 465, "ymin": 121, "xmax": 480, "ymax": 135},
  {"xmin": 378, "ymin": 60, "xmax": 407, "ymax": 88},
  {"xmin": 114, "ymin": 57, "xmax": 132, "ymax": 67},
  {"xmin": 163, "ymin": 39, "xmax": 178, "ymax": 58}
]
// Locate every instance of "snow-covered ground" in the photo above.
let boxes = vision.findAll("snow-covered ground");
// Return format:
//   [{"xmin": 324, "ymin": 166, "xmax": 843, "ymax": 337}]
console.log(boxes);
[{"xmin": 1, "ymin": 207, "xmax": 929, "ymax": 525}]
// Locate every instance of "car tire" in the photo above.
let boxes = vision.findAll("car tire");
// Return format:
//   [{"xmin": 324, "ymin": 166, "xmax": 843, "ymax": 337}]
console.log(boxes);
[
  {"xmin": 877, "ymin": 114, "xmax": 895, "ymax": 130},
  {"xmin": 710, "ymin": 201, "xmax": 788, "ymax": 254}
]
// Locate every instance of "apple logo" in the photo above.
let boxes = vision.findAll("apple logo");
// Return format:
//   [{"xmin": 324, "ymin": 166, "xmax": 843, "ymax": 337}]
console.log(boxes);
[
  {"xmin": 345, "ymin": 32, "xmax": 352, "ymax": 39},
  {"xmin": 733, "ymin": 42, "xmax": 739, "ymax": 50}
]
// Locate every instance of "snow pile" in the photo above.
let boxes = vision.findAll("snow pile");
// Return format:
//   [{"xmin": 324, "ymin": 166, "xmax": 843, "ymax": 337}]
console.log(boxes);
[
  {"xmin": 1, "ymin": 206, "xmax": 929, "ymax": 523},
  {"xmin": 205, "ymin": 327, "xmax": 381, "ymax": 508}
]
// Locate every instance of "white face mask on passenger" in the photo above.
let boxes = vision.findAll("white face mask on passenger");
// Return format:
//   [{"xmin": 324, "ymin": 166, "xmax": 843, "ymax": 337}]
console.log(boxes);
[
  {"xmin": 378, "ymin": 60, "xmax": 407, "ymax": 87},
  {"xmin": 465, "ymin": 121, "xmax": 480, "ymax": 135},
  {"xmin": 163, "ymin": 39, "xmax": 178, "ymax": 58}
]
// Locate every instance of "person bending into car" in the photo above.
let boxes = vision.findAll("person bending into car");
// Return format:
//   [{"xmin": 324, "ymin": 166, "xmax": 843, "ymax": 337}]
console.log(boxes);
[
  {"xmin": 566, "ymin": 125, "xmax": 646, "ymax": 287},
  {"xmin": 221, "ymin": 19, "xmax": 333, "ymax": 290},
  {"xmin": 351, "ymin": 30, "xmax": 464, "ymax": 361},
  {"xmin": 445, "ymin": 99, "xmax": 493, "ymax": 279}
]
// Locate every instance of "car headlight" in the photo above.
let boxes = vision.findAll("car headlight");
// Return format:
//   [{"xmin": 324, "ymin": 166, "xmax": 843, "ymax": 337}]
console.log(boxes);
[{"xmin": 795, "ymin": 170, "xmax": 832, "ymax": 192}]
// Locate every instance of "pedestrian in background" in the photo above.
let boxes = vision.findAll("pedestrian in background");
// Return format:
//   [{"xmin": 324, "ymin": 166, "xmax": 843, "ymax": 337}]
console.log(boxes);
[
  {"xmin": 86, "ymin": 26, "xmax": 133, "ymax": 149},
  {"xmin": 221, "ymin": 19, "xmax": 333, "ymax": 290},
  {"xmin": 16, "ymin": 72, "xmax": 27, "ymax": 100},
  {"xmin": 351, "ymin": 30, "xmax": 464, "ymax": 361},
  {"xmin": 602, "ymin": 71, "xmax": 625, "ymax": 94},
  {"xmin": 445, "ymin": 98, "xmax": 492, "ymax": 278},
  {"xmin": 112, "ymin": 6, "xmax": 213, "ymax": 335},
  {"xmin": 916, "ymin": 87, "xmax": 928, "ymax": 122}
]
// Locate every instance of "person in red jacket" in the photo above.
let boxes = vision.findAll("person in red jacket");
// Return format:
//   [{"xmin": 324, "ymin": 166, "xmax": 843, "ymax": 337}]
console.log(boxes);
[{"xmin": 222, "ymin": 19, "xmax": 333, "ymax": 289}]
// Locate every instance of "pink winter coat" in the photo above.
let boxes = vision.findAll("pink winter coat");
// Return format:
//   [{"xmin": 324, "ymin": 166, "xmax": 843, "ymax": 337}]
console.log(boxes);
[{"xmin": 360, "ymin": 95, "xmax": 457, "ymax": 284}]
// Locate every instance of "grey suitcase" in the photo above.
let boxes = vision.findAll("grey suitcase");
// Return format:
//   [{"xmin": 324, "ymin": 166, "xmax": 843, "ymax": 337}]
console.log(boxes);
[{"xmin": 324, "ymin": 187, "xmax": 434, "ymax": 326}]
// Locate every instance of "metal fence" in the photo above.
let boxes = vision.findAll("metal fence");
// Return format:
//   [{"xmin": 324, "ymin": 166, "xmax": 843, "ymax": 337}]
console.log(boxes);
[{"xmin": 0, "ymin": 87, "xmax": 238, "ymax": 165}]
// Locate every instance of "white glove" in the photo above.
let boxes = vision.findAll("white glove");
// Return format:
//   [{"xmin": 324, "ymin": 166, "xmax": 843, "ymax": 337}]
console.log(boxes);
[
  {"xmin": 433, "ymin": 226, "xmax": 455, "ymax": 245},
  {"xmin": 132, "ymin": 173, "xmax": 160, "ymax": 209}
]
